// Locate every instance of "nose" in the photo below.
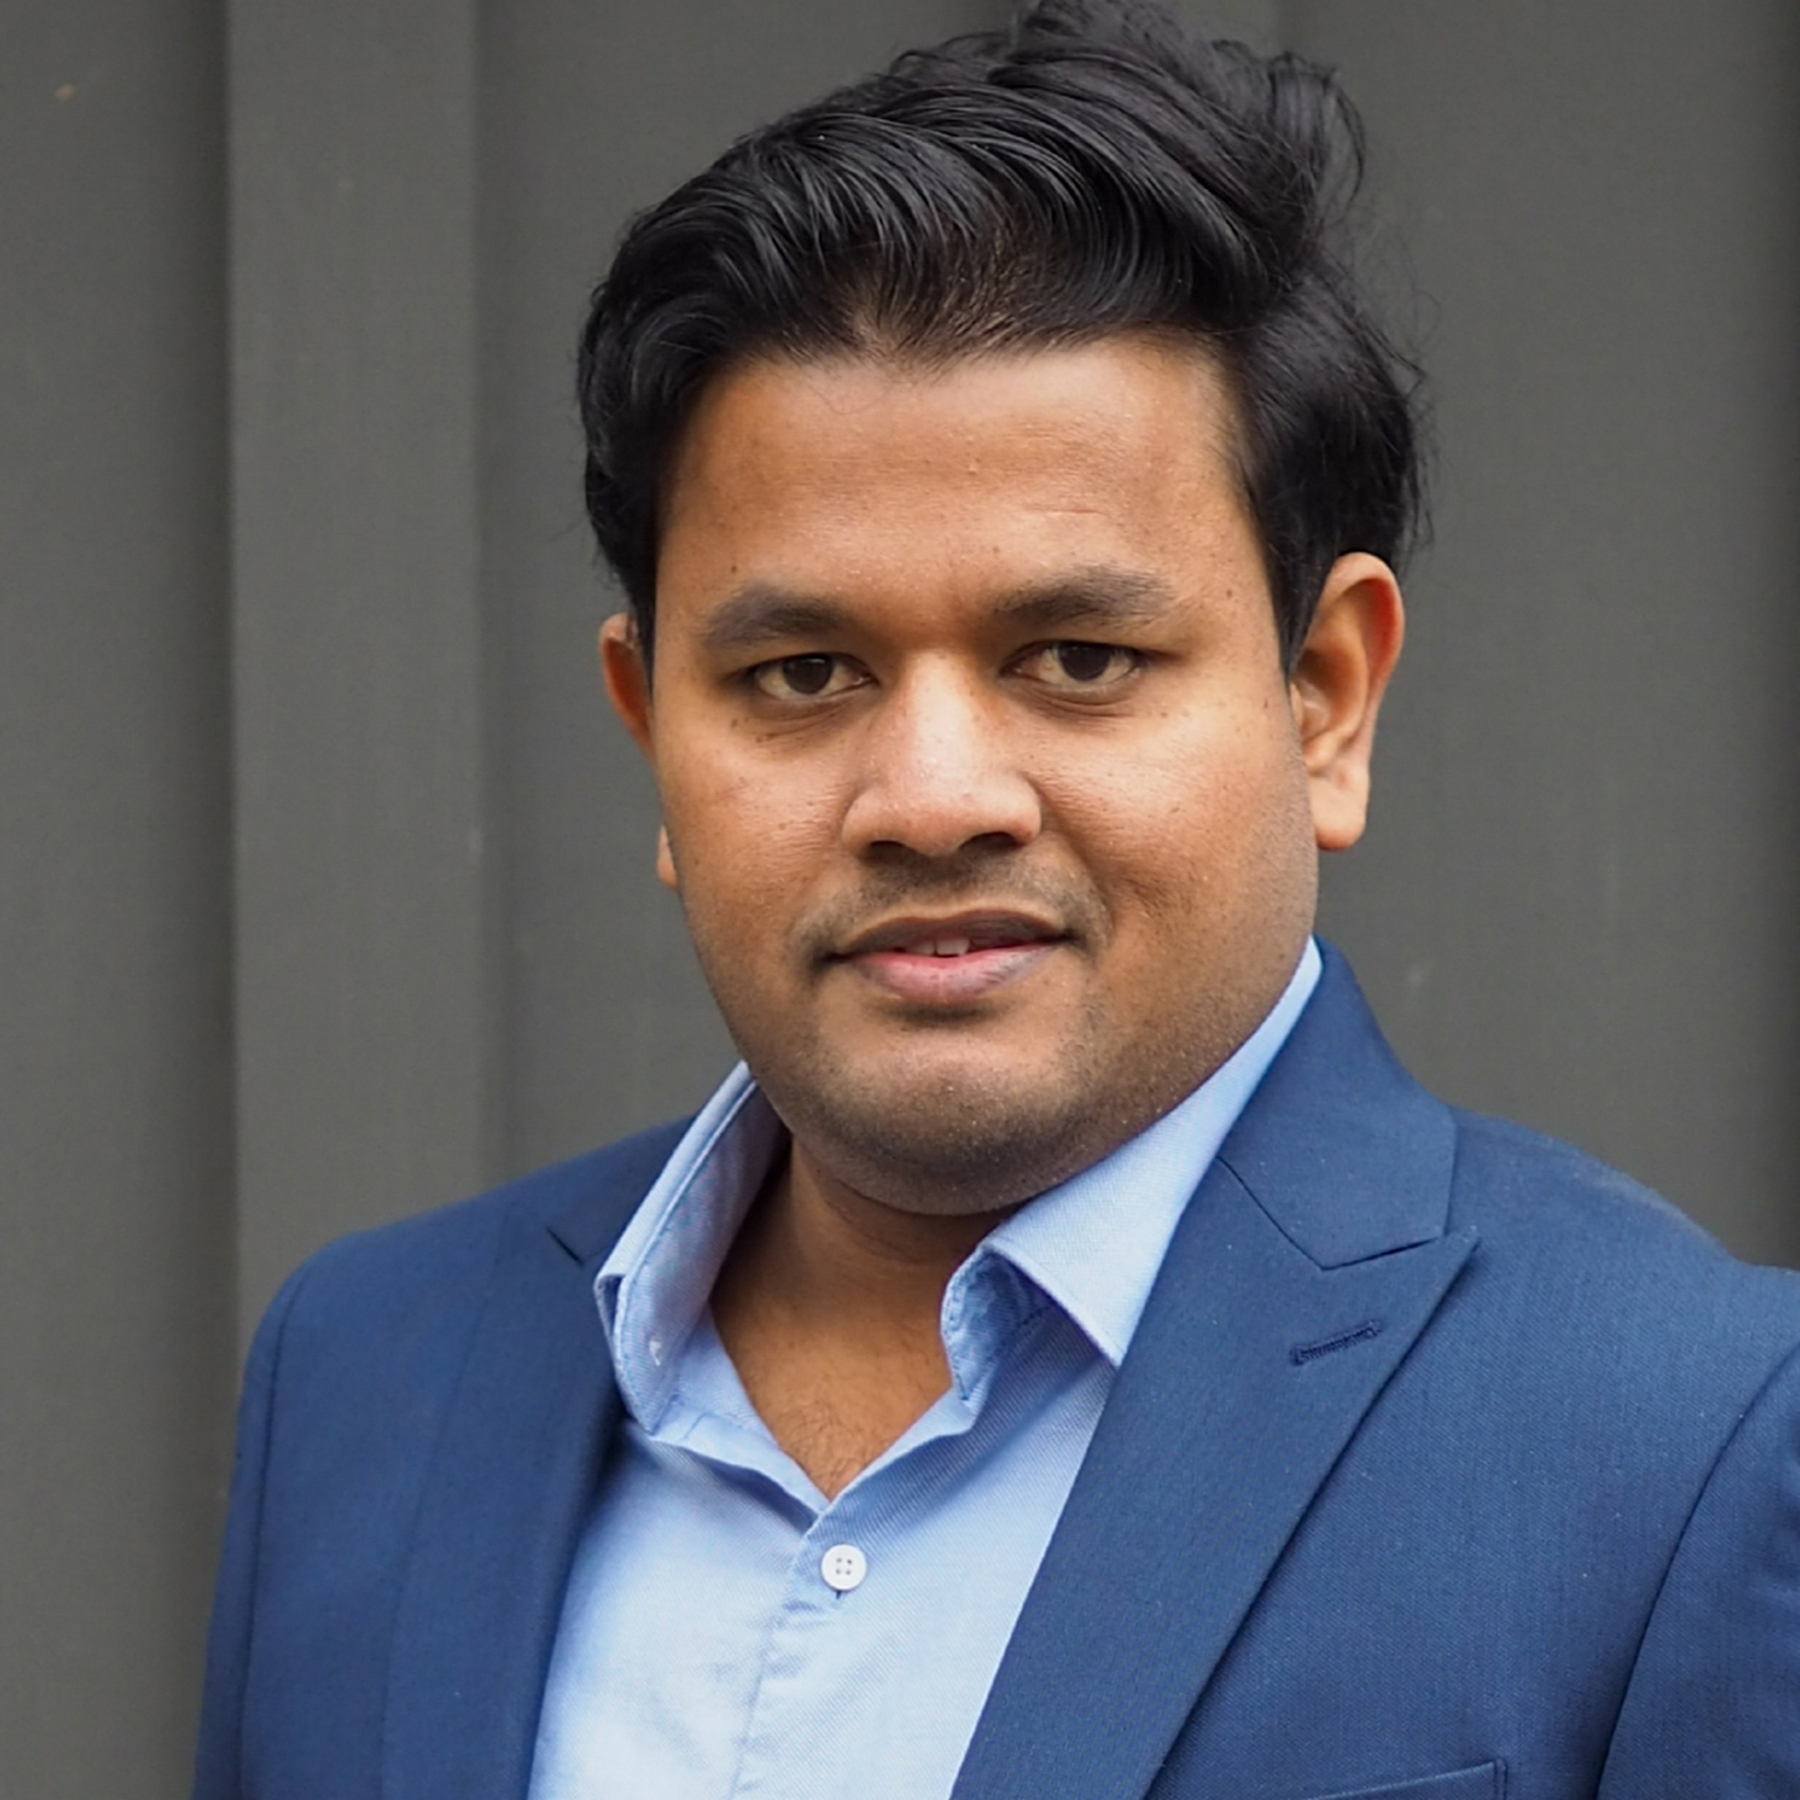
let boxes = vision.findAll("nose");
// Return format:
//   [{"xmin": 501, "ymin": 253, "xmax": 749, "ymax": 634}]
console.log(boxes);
[{"xmin": 840, "ymin": 662, "xmax": 1043, "ymax": 859}]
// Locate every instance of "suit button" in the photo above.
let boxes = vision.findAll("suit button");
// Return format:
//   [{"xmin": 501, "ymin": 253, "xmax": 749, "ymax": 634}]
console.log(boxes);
[{"xmin": 820, "ymin": 1544, "xmax": 868, "ymax": 1592}]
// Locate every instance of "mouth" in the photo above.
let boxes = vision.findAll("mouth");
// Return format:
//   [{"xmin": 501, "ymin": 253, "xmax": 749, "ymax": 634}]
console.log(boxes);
[{"xmin": 830, "ymin": 910, "xmax": 1070, "ymax": 1005}]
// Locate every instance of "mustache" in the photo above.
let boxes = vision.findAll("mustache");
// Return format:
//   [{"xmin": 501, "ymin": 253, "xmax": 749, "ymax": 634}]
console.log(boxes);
[{"xmin": 795, "ymin": 858, "xmax": 1108, "ymax": 962}]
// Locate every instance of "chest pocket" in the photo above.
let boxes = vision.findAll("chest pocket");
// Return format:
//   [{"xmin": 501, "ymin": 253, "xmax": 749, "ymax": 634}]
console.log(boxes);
[{"xmin": 1301, "ymin": 1763, "xmax": 1503, "ymax": 1800}]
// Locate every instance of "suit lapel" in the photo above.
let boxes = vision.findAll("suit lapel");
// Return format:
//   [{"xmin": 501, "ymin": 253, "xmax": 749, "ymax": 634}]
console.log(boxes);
[
  {"xmin": 952, "ymin": 948, "xmax": 1476, "ymax": 1800},
  {"xmin": 380, "ymin": 1132, "xmax": 680, "ymax": 1800}
]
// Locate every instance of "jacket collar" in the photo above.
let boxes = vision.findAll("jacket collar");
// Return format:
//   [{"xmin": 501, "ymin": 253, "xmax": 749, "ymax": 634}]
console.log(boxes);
[{"xmin": 1219, "ymin": 939, "xmax": 1453, "ymax": 1267}]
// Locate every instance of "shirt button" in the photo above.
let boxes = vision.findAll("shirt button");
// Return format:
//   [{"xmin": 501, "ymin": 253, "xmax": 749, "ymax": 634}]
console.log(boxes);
[{"xmin": 819, "ymin": 1544, "xmax": 868, "ymax": 1593}]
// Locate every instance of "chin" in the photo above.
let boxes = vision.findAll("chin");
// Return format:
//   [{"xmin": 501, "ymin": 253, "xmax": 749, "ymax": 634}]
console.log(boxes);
[{"xmin": 752, "ymin": 1044, "xmax": 1118, "ymax": 1216}]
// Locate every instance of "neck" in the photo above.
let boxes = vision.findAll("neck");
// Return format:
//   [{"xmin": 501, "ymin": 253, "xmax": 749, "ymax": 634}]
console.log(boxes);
[
  {"xmin": 767, "ymin": 1138, "xmax": 1009, "ymax": 1319},
  {"xmin": 709, "ymin": 1136, "xmax": 1014, "ymax": 1496}
]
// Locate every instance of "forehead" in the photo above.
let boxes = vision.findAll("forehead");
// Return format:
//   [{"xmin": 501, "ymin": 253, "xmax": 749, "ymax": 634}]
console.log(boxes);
[{"xmin": 655, "ymin": 338, "xmax": 1258, "ymax": 628}]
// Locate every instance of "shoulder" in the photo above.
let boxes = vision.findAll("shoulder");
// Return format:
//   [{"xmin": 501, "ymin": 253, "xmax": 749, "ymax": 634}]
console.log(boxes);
[
  {"xmin": 1448, "ymin": 1102, "xmax": 1798, "ymax": 1304},
  {"xmin": 251, "ymin": 1117, "xmax": 689, "ymax": 1375},
  {"xmin": 1439, "ymin": 1103, "xmax": 1800, "ymax": 1436}
]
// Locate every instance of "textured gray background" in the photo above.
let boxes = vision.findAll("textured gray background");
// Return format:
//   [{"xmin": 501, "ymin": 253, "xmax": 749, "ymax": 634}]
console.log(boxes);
[{"xmin": 2, "ymin": 0, "xmax": 1794, "ymax": 1791}]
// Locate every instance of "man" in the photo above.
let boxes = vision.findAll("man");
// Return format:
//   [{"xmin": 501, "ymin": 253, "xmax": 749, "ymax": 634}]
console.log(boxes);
[{"xmin": 193, "ymin": 5, "xmax": 1800, "ymax": 1797}]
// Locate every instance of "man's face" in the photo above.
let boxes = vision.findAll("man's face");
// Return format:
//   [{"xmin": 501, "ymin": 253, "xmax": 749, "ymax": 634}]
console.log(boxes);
[{"xmin": 607, "ymin": 337, "xmax": 1394, "ymax": 1215}]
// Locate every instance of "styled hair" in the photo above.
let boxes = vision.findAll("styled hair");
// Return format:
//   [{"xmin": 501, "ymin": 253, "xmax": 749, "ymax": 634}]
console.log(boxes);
[{"xmin": 576, "ymin": 0, "xmax": 1422, "ymax": 668}]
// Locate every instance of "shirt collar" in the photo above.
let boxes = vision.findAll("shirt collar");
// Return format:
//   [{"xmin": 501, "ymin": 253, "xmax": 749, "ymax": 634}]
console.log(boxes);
[
  {"xmin": 597, "ymin": 1068, "xmax": 783, "ymax": 1426},
  {"xmin": 599, "ymin": 939, "xmax": 1321, "ymax": 1423}
]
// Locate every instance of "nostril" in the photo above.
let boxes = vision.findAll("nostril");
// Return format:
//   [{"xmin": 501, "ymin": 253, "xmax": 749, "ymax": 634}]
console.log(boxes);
[
  {"xmin": 863, "ymin": 825, "xmax": 1034, "ymax": 865},
  {"xmin": 964, "ymin": 828, "xmax": 1030, "ymax": 855}
]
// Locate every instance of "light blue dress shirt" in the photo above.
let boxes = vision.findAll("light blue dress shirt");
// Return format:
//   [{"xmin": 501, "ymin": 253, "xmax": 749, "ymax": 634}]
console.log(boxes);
[{"xmin": 528, "ymin": 941, "xmax": 1321, "ymax": 1800}]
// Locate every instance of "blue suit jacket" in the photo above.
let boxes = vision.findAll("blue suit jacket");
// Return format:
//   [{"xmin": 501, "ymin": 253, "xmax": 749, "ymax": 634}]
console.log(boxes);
[{"xmin": 193, "ymin": 948, "xmax": 1800, "ymax": 1799}]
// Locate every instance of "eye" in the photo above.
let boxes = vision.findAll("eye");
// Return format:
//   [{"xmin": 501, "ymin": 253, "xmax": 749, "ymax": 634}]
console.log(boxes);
[
  {"xmin": 1017, "ymin": 641, "xmax": 1142, "ymax": 692},
  {"xmin": 746, "ymin": 653, "xmax": 864, "ymax": 701}
]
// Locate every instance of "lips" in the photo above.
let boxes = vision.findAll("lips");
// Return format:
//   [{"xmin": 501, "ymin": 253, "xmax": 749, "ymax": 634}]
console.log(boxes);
[
  {"xmin": 834, "ymin": 911, "xmax": 1065, "ymax": 960},
  {"xmin": 831, "ymin": 910, "xmax": 1068, "ymax": 1005}
]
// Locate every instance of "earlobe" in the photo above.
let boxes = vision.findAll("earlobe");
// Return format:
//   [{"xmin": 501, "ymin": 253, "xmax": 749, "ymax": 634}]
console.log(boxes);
[
  {"xmin": 655, "ymin": 825, "xmax": 679, "ymax": 892},
  {"xmin": 1290, "ymin": 554, "xmax": 1405, "ymax": 853},
  {"xmin": 601, "ymin": 612, "xmax": 655, "ymax": 756}
]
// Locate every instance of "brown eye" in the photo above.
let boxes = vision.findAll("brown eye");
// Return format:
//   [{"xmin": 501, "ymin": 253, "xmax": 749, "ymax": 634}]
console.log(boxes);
[
  {"xmin": 1019, "ymin": 641, "xmax": 1141, "ymax": 691},
  {"xmin": 748, "ymin": 653, "xmax": 860, "ymax": 700},
  {"xmin": 779, "ymin": 655, "xmax": 835, "ymax": 694},
  {"xmin": 1053, "ymin": 642, "xmax": 1122, "ymax": 682}
]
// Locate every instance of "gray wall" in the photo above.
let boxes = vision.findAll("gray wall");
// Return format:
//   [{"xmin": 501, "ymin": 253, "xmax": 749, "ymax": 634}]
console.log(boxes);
[
  {"xmin": 1, "ymin": 1, "xmax": 234, "ymax": 1794},
  {"xmin": 2, "ymin": 0, "xmax": 1795, "ymax": 1792}
]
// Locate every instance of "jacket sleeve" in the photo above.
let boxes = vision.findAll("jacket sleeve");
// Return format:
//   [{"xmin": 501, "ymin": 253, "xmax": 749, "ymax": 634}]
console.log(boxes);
[
  {"xmin": 1597, "ymin": 1334, "xmax": 1800, "ymax": 1797},
  {"xmin": 190, "ymin": 1266, "xmax": 312, "ymax": 1800}
]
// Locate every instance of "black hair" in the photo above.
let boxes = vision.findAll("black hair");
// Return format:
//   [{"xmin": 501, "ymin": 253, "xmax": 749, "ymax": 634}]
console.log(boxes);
[{"xmin": 576, "ymin": 0, "xmax": 1422, "ymax": 669}]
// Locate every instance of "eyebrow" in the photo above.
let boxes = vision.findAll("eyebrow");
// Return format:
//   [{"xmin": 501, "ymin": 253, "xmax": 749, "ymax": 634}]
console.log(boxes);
[
  {"xmin": 987, "ymin": 568, "xmax": 1180, "ymax": 634},
  {"xmin": 698, "ymin": 585, "xmax": 852, "ymax": 659},
  {"xmin": 697, "ymin": 567, "xmax": 1180, "ymax": 659}
]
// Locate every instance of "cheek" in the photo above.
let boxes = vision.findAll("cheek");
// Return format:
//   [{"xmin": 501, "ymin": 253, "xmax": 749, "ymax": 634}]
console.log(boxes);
[
  {"xmin": 659, "ymin": 745, "xmax": 845, "ymax": 922},
  {"xmin": 1041, "ymin": 708, "xmax": 1309, "ymax": 924}
]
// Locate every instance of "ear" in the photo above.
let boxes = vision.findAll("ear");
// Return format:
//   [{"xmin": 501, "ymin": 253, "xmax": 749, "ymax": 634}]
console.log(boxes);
[
  {"xmin": 1288, "ymin": 553, "xmax": 1405, "ymax": 853},
  {"xmin": 600, "ymin": 613, "xmax": 680, "ymax": 893},
  {"xmin": 600, "ymin": 612, "xmax": 654, "ymax": 754}
]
